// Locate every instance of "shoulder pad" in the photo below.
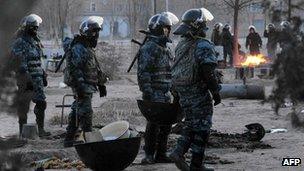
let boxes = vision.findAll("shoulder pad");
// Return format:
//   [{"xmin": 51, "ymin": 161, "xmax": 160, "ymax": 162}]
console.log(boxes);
[
  {"xmin": 140, "ymin": 41, "xmax": 159, "ymax": 53},
  {"xmin": 195, "ymin": 38, "xmax": 217, "ymax": 65},
  {"xmin": 196, "ymin": 38, "xmax": 214, "ymax": 48}
]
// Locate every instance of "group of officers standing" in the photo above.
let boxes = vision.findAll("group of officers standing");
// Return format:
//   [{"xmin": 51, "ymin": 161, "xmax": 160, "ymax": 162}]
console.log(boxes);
[
  {"xmin": 11, "ymin": 7, "xmax": 234, "ymax": 171},
  {"xmin": 211, "ymin": 17, "xmax": 304, "ymax": 67}
]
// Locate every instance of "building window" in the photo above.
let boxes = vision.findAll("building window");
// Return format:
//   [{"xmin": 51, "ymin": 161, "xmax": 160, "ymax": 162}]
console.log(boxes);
[
  {"xmin": 101, "ymin": 0, "xmax": 107, "ymax": 5},
  {"xmin": 249, "ymin": 3, "xmax": 263, "ymax": 13},
  {"xmin": 91, "ymin": 2, "xmax": 96, "ymax": 12},
  {"xmin": 100, "ymin": 19, "xmax": 111, "ymax": 37}
]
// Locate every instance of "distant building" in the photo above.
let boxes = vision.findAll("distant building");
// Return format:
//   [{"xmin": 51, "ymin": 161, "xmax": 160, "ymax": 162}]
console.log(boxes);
[{"xmin": 80, "ymin": 0, "xmax": 279, "ymax": 39}]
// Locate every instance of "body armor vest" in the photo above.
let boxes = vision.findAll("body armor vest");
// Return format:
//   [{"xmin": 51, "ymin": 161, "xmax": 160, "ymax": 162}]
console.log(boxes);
[
  {"xmin": 139, "ymin": 40, "xmax": 172, "ymax": 90},
  {"xmin": 172, "ymin": 38, "xmax": 198, "ymax": 86},
  {"xmin": 150, "ymin": 44, "xmax": 172, "ymax": 89},
  {"xmin": 83, "ymin": 48, "xmax": 98, "ymax": 85},
  {"xmin": 23, "ymin": 37, "xmax": 44, "ymax": 77}
]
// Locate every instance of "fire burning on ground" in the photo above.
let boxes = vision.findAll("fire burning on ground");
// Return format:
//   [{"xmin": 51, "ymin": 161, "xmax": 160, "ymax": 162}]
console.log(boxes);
[{"xmin": 240, "ymin": 54, "xmax": 268, "ymax": 67}]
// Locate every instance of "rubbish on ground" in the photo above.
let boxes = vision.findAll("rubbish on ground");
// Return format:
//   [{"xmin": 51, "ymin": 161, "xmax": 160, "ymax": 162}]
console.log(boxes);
[
  {"xmin": 244, "ymin": 123, "xmax": 266, "ymax": 141},
  {"xmin": 269, "ymin": 128, "xmax": 288, "ymax": 133},
  {"xmin": 59, "ymin": 82, "xmax": 67, "ymax": 88},
  {"xmin": 31, "ymin": 157, "xmax": 86, "ymax": 170}
]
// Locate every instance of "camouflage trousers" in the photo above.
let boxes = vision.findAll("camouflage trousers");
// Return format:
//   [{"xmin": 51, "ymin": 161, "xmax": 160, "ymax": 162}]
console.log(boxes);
[
  {"xmin": 66, "ymin": 93, "xmax": 93, "ymax": 136},
  {"xmin": 142, "ymin": 90, "xmax": 172, "ymax": 156},
  {"xmin": 267, "ymin": 45, "xmax": 277, "ymax": 59},
  {"xmin": 16, "ymin": 77, "xmax": 46, "ymax": 128},
  {"xmin": 173, "ymin": 85, "xmax": 213, "ymax": 156}
]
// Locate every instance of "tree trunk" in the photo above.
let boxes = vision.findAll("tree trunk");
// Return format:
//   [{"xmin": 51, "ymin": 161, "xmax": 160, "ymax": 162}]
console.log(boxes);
[
  {"xmin": 233, "ymin": 0, "xmax": 240, "ymax": 66},
  {"xmin": 288, "ymin": 0, "xmax": 291, "ymax": 20}
]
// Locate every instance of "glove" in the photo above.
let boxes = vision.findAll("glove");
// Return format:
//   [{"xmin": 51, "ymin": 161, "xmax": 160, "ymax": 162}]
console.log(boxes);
[
  {"xmin": 43, "ymin": 70, "xmax": 48, "ymax": 87},
  {"xmin": 76, "ymin": 83, "xmax": 86, "ymax": 99},
  {"xmin": 98, "ymin": 85, "xmax": 107, "ymax": 97},
  {"xmin": 213, "ymin": 92, "xmax": 221, "ymax": 106},
  {"xmin": 25, "ymin": 81, "xmax": 34, "ymax": 91},
  {"xmin": 170, "ymin": 88, "xmax": 180, "ymax": 104}
]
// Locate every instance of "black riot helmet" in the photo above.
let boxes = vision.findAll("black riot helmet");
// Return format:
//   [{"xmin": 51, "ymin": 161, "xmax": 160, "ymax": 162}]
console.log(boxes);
[
  {"xmin": 214, "ymin": 22, "xmax": 223, "ymax": 30},
  {"xmin": 20, "ymin": 14, "xmax": 42, "ymax": 37},
  {"xmin": 280, "ymin": 21, "xmax": 291, "ymax": 31},
  {"xmin": 79, "ymin": 16, "xmax": 103, "ymax": 36},
  {"xmin": 148, "ymin": 12, "xmax": 179, "ymax": 36},
  {"xmin": 267, "ymin": 23, "xmax": 275, "ymax": 29},
  {"xmin": 21, "ymin": 14, "xmax": 42, "ymax": 27},
  {"xmin": 173, "ymin": 8, "xmax": 214, "ymax": 37},
  {"xmin": 79, "ymin": 16, "xmax": 104, "ymax": 47}
]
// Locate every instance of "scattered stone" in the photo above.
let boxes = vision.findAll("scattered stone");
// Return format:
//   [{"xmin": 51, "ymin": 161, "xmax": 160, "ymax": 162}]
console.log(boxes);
[{"xmin": 31, "ymin": 157, "xmax": 86, "ymax": 170}]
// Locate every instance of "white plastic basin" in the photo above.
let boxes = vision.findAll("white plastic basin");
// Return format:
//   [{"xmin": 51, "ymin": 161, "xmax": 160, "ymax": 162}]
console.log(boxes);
[{"xmin": 100, "ymin": 121, "xmax": 130, "ymax": 141}]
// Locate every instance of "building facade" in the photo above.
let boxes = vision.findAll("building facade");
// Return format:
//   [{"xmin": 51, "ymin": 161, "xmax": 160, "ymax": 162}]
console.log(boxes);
[{"xmin": 80, "ymin": 0, "xmax": 288, "ymax": 40}]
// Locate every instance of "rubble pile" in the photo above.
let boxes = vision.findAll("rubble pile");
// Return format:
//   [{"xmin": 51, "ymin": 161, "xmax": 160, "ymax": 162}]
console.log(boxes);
[
  {"xmin": 31, "ymin": 157, "xmax": 86, "ymax": 170},
  {"xmin": 168, "ymin": 130, "xmax": 272, "ymax": 153},
  {"xmin": 208, "ymin": 130, "xmax": 272, "ymax": 152}
]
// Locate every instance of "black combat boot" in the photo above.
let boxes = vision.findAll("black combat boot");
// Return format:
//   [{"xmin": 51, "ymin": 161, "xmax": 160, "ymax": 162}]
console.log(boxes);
[
  {"xmin": 169, "ymin": 148, "xmax": 190, "ymax": 171},
  {"xmin": 64, "ymin": 131, "xmax": 76, "ymax": 148},
  {"xmin": 34, "ymin": 101, "xmax": 51, "ymax": 137},
  {"xmin": 190, "ymin": 153, "xmax": 214, "ymax": 171},
  {"xmin": 155, "ymin": 125, "xmax": 172, "ymax": 163},
  {"xmin": 155, "ymin": 152, "xmax": 172, "ymax": 163},
  {"xmin": 36, "ymin": 116, "xmax": 51, "ymax": 137},
  {"xmin": 18, "ymin": 110, "xmax": 28, "ymax": 138},
  {"xmin": 19, "ymin": 123, "xmax": 24, "ymax": 138},
  {"xmin": 141, "ymin": 122, "xmax": 158, "ymax": 164}
]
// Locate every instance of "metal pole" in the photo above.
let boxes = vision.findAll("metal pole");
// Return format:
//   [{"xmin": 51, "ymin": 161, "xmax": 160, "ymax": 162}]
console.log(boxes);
[
  {"xmin": 153, "ymin": 0, "xmax": 157, "ymax": 14},
  {"xmin": 166, "ymin": 0, "xmax": 168, "ymax": 11},
  {"xmin": 288, "ymin": 0, "xmax": 291, "ymax": 20}
]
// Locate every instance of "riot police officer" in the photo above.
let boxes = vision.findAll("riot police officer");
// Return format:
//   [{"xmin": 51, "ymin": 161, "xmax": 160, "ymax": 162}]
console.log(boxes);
[
  {"xmin": 11, "ymin": 14, "xmax": 50, "ymax": 137},
  {"xmin": 211, "ymin": 22, "xmax": 222, "ymax": 46},
  {"xmin": 137, "ymin": 12, "xmax": 179, "ymax": 164},
  {"xmin": 221, "ymin": 24, "xmax": 233, "ymax": 66},
  {"xmin": 246, "ymin": 25, "xmax": 262, "ymax": 55},
  {"xmin": 169, "ymin": 8, "xmax": 221, "ymax": 171},
  {"xmin": 263, "ymin": 23, "xmax": 278, "ymax": 59},
  {"xmin": 64, "ymin": 16, "xmax": 107, "ymax": 147}
]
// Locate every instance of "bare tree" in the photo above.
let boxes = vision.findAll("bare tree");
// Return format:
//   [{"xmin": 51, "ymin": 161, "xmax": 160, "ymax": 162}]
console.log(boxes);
[
  {"xmin": 285, "ymin": 0, "xmax": 304, "ymax": 19},
  {"xmin": 262, "ymin": 0, "xmax": 304, "ymax": 24},
  {"xmin": 223, "ymin": 0, "xmax": 261, "ymax": 66},
  {"xmin": 32, "ymin": 0, "xmax": 85, "ymax": 43}
]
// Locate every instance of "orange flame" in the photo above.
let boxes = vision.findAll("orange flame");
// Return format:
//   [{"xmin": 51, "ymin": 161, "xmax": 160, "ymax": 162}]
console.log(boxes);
[{"xmin": 241, "ymin": 54, "xmax": 267, "ymax": 67}]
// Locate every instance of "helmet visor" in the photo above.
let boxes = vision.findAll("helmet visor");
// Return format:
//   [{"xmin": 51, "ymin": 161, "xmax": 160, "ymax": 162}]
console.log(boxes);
[
  {"xmin": 173, "ymin": 23, "xmax": 191, "ymax": 35},
  {"xmin": 80, "ymin": 16, "xmax": 104, "ymax": 30},
  {"xmin": 161, "ymin": 11, "xmax": 179, "ymax": 25},
  {"xmin": 23, "ymin": 14, "xmax": 42, "ymax": 27},
  {"xmin": 151, "ymin": 11, "xmax": 179, "ymax": 29},
  {"xmin": 198, "ymin": 8, "xmax": 214, "ymax": 21}
]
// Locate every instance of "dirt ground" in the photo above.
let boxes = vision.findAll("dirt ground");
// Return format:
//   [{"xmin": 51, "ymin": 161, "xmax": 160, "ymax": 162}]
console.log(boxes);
[{"xmin": 1, "ymin": 68, "xmax": 304, "ymax": 171}]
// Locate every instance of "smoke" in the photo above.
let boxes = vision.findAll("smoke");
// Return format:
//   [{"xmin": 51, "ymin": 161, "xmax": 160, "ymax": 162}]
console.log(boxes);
[
  {"xmin": 269, "ymin": 17, "xmax": 304, "ymax": 115},
  {"xmin": 0, "ymin": 1, "xmax": 36, "ymax": 170},
  {"xmin": 0, "ymin": 0, "xmax": 36, "ymax": 115}
]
